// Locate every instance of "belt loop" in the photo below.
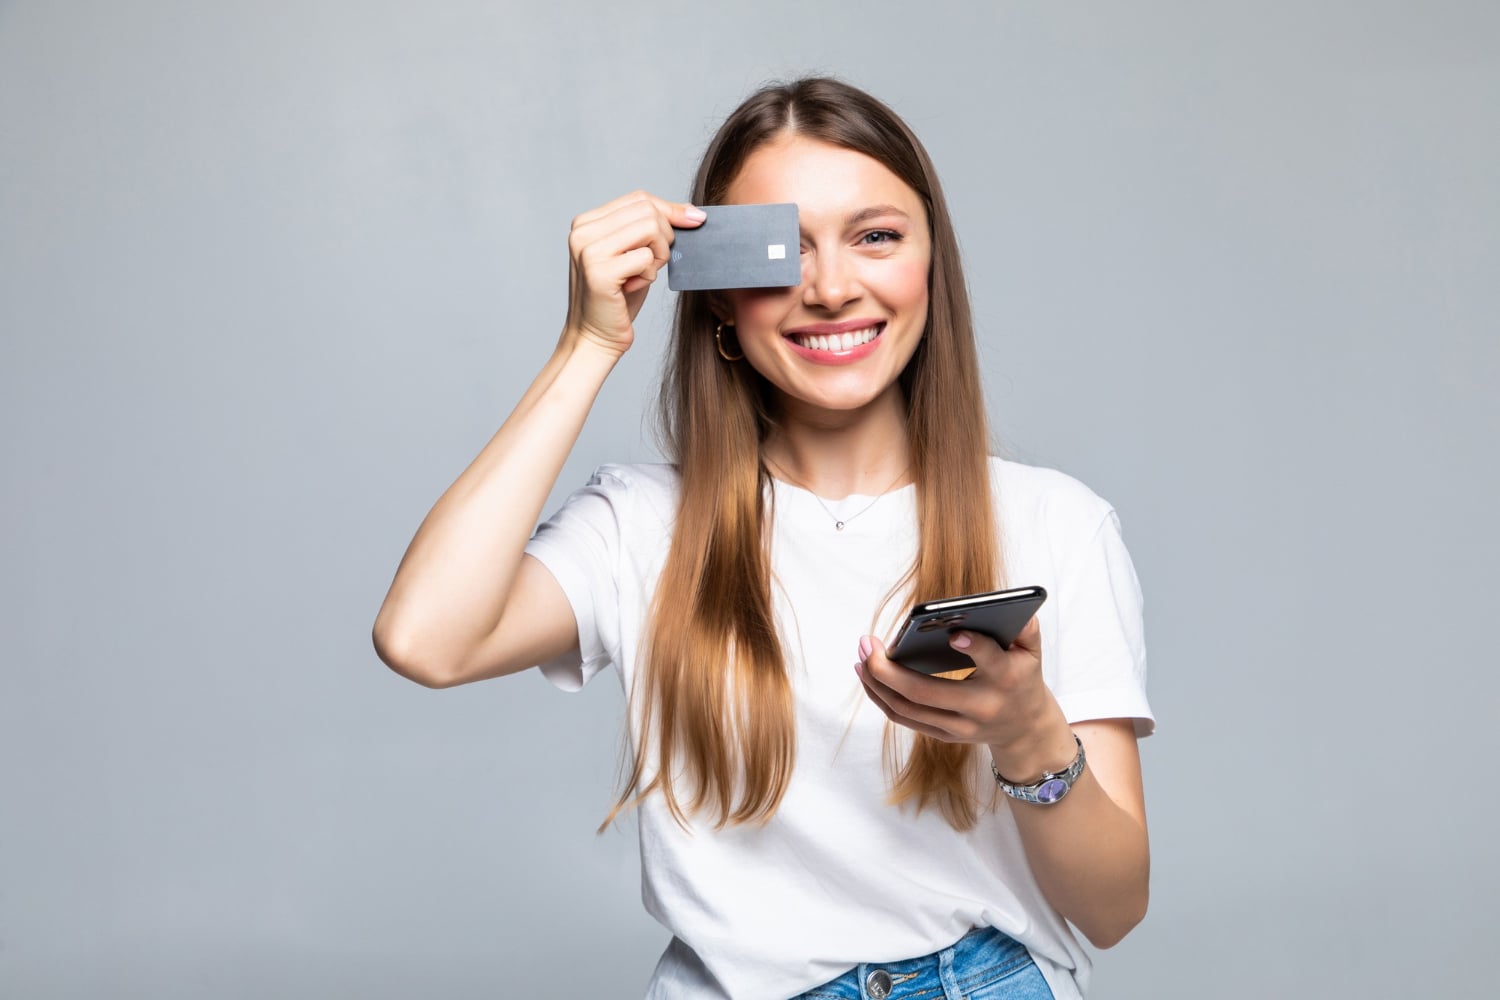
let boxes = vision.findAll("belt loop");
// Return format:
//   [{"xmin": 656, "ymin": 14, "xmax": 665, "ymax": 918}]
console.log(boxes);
[{"xmin": 937, "ymin": 935, "xmax": 962, "ymax": 998}]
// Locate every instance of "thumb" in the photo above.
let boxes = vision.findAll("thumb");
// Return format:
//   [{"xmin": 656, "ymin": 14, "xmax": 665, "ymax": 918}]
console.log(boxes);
[
  {"xmin": 1010, "ymin": 614, "xmax": 1042, "ymax": 653},
  {"xmin": 669, "ymin": 202, "xmax": 707, "ymax": 229}
]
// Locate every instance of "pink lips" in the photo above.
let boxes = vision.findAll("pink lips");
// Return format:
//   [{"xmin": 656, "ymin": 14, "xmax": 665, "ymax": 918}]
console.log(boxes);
[{"xmin": 783, "ymin": 321, "xmax": 885, "ymax": 364}]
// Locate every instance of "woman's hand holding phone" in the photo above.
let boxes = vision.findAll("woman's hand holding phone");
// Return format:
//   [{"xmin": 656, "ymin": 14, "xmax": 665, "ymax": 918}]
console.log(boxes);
[
  {"xmin": 886, "ymin": 587, "xmax": 1046, "ymax": 677},
  {"xmin": 857, "ymin": 619, "xmax": 1057, "ymax": 750},
  {"xmin": 564, "ymin": 192, "xmax": 705, "ymax": 357},
  {"xmin": 856, "ymin": 594, "xmax": 1075, "ymax": 780}
]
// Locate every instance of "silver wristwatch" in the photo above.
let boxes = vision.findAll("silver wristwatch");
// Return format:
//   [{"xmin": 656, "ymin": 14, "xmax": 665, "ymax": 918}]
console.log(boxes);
[{"xmin": 991, "ymin": 734, "xmax": 1086, "ymax": 806}]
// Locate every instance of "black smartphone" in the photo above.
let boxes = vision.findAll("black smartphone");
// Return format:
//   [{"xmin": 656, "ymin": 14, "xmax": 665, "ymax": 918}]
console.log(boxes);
[{"xmin": 887, "ymin": 586, "xmax": 1048, "ymax": 677}]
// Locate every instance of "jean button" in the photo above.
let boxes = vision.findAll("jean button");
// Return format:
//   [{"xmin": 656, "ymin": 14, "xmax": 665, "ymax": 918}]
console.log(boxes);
[{"xmin": 865, "ymin": 969, "xmax": 892, "ymax": 999}]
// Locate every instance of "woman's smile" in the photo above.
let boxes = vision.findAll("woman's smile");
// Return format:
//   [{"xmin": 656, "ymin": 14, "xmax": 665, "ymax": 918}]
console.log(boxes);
[{"xmin": 783, "ymin": 320, "xmax": 885, "ymax": 361}]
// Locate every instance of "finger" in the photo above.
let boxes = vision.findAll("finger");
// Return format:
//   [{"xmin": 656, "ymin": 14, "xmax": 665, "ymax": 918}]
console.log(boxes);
[
  {"xmin": 858, "ymin": 648, "xmax": 975, "ymax": 735},
  {"xmin": 586, "ymin": 245, "xmax": 659, "ymax": 295},
  {"xmin": 855, "ymin": 661, "xmax": 967, "ymax": 742},
  {"xmin": 571, "ymin": 198, "xmax": 664, "ymax": 257},
  {"xmin": 667, "ymin": 200, "xmax": 707, "ymax": 229},
  {"xmin": 622, "ymin": 258, "xmax": 662, "ymax": 297},
  {"xmin": 866, "ymin": 636, "xmax": 984, "ymax": 715},
  {"xmin": 1010, "ymin": 614, "xmax": 1042, "ymax": 654},
  {"xmin": 570, "ymin": 189, "xmax": 654, "ymax": 229},
  {"xmin": 946, "ymin": 629, "xmax": 1005, "ymax": 672},
  {"xmin": 573, "ymin": 191, "xmax": 705, "ymax": 233},
  {"xmin": 573, "ymin": 204, "xmax": 677, "ymax": 278}
]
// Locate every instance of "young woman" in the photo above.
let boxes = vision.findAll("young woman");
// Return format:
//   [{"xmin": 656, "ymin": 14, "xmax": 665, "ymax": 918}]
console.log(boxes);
[{"xmin": 373, "ymin": 78, "xmax": 1152, "ymax": 1000}]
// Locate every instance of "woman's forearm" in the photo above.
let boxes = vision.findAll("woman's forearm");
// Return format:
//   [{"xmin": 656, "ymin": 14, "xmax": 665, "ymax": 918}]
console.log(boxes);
[{"xmin": 994, "ymin": 717, "xmax": 1149, "ymax": 948}]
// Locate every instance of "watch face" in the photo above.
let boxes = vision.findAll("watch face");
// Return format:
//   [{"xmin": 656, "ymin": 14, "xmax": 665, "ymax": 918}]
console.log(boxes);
[{"xmin": 1035, "ymin": 778, "xmax": 1070, "ymax": 804}]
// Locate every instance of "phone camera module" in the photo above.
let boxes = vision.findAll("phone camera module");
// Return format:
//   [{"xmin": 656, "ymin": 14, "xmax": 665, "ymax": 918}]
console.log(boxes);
[{"xmin": 917, "ymin": 614, "xmax": 966, "ymax": 632}]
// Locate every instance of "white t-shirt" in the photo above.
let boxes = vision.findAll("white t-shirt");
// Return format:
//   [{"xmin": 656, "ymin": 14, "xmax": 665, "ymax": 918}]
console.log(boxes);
[{"xmin": 525, "ymin": 458, "xmax": 1153, "ymax": 1000}]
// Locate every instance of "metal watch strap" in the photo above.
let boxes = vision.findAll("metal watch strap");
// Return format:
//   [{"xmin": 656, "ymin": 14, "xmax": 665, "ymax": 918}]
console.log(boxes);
[{"xmin": 991, "ymin": 734, "xmax": 1086, "ymax": 806}]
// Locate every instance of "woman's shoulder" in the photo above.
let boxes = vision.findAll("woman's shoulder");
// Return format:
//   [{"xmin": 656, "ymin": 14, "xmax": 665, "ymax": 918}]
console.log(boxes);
[
  {"xmin": 988, "ymin": 456, "xmax": 1116, "ymax": 530},
  {"xmin": 587, "ymin": 461, "xmax": 680, "ymax": 495},
  {"xmin": 566, "ymin": 462, "xmax": 681, "ymax": 523},
  {"xmin": 536, "ymin": 462, "xmax": 680, "ymax": 547}
]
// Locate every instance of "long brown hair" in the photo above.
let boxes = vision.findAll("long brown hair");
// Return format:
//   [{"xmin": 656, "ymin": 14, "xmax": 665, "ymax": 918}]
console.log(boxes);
[{"xmin": 611, "ymin": 78, "xmax": 999, "ymax": 830}]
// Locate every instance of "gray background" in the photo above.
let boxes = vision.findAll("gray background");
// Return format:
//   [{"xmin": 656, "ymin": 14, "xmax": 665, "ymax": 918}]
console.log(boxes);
[{"xmin": 3, "ymin": 1, "xmax": 1496, "ymax": 997}]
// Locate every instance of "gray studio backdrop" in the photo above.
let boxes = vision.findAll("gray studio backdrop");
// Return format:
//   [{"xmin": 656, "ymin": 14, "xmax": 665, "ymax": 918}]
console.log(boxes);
[{"xmin": 3, "ymin": 2, "xmax": 1496, "ymax": 997}]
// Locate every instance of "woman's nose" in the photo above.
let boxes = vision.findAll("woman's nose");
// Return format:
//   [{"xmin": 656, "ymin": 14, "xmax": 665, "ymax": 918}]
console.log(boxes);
[{"xmin": 801, "ymin": 249, "xmax": 860, "ymax": 311}]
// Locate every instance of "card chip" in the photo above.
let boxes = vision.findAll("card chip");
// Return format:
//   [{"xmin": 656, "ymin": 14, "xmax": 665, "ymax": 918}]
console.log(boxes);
[{"xmin": 767, "ymin": 244, "xmax": 786, "ymax": 260}]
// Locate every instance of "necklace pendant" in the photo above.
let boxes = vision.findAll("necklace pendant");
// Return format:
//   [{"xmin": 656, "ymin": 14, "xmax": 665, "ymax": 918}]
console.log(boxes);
[{"xmin": 835, "ymin": 521, "xmax": 845, "ymax": 531}]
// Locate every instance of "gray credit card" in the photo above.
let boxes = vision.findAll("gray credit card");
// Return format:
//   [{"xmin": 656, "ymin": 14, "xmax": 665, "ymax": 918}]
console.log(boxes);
[{"xmin": 668, "ymin": 203, "xmax": 801, "ymax": 291}]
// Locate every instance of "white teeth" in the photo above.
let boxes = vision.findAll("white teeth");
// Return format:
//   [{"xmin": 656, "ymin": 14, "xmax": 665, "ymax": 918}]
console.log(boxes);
[{"xmin": 791, "ymin": 326, "xmax": 880, "ymax": 351}]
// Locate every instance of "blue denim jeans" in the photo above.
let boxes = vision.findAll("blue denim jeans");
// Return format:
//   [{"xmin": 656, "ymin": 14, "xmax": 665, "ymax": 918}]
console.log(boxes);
[{"xmin": 791, "ymin": 926, "xmax": 1054, "ymax": 1000}]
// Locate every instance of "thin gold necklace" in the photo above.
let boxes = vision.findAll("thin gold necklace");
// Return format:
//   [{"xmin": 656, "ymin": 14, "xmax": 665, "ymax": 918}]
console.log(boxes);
[{"xmin": 768, "ymin": 461, "xmax": 911, "ymax": 531}]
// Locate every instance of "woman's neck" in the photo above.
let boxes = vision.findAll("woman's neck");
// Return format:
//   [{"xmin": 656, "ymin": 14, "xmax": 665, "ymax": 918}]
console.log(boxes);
[{"xmin": 761, "ymin": 388, "xmax": 912, "ymax": 499}]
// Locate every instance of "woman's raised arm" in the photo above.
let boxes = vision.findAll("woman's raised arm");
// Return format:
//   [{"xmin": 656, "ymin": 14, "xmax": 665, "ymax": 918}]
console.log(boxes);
[{"xmin": 371, "ymin": 193, "xmax": 704, "ymax": 688}]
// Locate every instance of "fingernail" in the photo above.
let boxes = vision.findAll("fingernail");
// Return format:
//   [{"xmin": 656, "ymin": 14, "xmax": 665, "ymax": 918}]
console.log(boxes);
[
  {"xmin": 949, "ymin": 631, "xmax": 971, "ymax": 650},
  {"xmin": 684, "ymin": 205, "xmax": 707, "ymax": 222},
  {"xmin": 858, "ymin": 636, "xmax": 873, "ymax": 661}
]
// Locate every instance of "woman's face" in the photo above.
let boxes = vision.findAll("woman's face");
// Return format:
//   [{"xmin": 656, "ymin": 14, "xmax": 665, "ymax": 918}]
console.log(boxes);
[{"xmin": 720, "ymin": 135, "xmax": 931, "ymax": 422}]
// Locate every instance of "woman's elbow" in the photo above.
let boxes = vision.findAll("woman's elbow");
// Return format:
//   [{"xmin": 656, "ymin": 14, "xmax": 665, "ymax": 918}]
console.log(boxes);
[
  {"xmin": 1078, "ymin": 888, "xmax": 1149, "ymax": 950},
  {"xmin": 372, "ymin": 624, "xmax": 464, "ymax": 689}
]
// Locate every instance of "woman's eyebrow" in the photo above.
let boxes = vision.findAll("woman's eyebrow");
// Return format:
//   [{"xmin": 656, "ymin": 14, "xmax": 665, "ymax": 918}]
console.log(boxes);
[{"xmin": 845, "ymin": 204, "xmax": 910, "ymax": 227}]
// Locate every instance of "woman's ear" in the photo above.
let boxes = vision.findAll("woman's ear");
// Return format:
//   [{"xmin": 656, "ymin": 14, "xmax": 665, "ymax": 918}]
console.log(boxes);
[{"xmin": 708, "ymin": 292, "xmax": 733, "ymax": 325}]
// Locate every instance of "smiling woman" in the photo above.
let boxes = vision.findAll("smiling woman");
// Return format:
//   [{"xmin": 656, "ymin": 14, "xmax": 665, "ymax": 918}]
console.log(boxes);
[
  {"xmin": 720, "ymin": 136, "xmax": 931, "ymax": 416},
  {"xmin": 372, "ymin": 77, "xmax": 1153, "ymax": 1000}
]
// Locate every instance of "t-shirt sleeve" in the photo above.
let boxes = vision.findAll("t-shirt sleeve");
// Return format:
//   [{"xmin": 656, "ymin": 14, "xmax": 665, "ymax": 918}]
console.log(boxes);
[
  {"xmin": 522, "ymin": 467, "xmax": 627, "ymax": 692},
  {"xmin": 1050, "ymin": 508, "xmax": 1155, "ymax": 737}
]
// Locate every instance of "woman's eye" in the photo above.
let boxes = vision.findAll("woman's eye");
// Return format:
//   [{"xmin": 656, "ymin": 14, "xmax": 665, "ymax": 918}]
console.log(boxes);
[{"xmin": 859, "ymin": 230, "xmax": 901, "ymax": 246}]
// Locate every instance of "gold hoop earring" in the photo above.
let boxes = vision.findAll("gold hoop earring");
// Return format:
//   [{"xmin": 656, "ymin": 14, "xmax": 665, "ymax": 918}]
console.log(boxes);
[{"xmin": 715, "ymin": 322, "xmax": 744, "ymax": 362}]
